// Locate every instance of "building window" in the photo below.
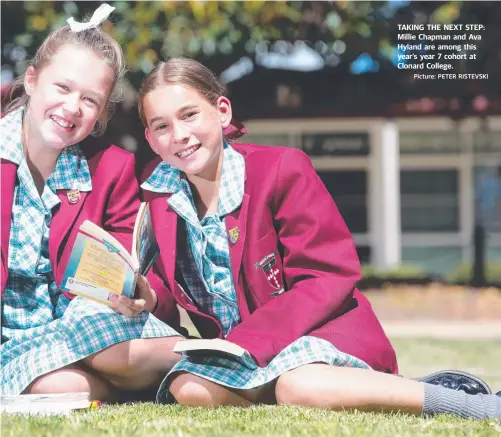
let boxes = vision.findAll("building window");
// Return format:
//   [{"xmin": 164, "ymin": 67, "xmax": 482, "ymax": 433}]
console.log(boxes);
[
  {"xmin": 238, "ymin": 133, "xmax": 290, "ymax": 147},
  {"xmin": 317, "ymin": 170, "xmax": 368, "ymax": 233},
  {"xmin": 473, "ymin": 130, "xmax": 501, "ymax": 153},
  {"xmin": 401, "ymin": 170, "xmax": 459, "ymax": 232},
  {"xmin": 356, "ymin": 246, "xmax": 371, "ymax": 264},
  {"xmin": 474, "ymin": 165, "xmax": 501, "ymax": 232},
  {"xmin": 399, "ymin": 132, "xmax": 462, "ymax": 154},
  {"xmin": 302, "ymin": 133, "xmax": 370, "ymax": 156},
  {"xmin": 402, "ymin": 246, "xmax": 463, "ymax": 275},
  {"xmin": 487, "ymin": 247, "xmax": 501, "ymax": 262}
]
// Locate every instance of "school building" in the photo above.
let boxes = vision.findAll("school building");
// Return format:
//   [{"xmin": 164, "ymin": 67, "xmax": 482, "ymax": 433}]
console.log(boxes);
[{"xmin": 241, "ymin": 116, "xmax": 501, "ymax": 275}]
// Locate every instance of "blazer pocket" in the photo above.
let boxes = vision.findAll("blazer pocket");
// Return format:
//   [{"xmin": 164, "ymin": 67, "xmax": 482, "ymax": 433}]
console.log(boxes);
[{"xmin": 248, "ymin": 230, "xmax": 286, "ymax": 299}]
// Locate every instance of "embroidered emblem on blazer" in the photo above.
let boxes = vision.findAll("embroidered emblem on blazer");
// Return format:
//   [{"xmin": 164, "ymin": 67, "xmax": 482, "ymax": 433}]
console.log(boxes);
[{"xmin": 254, "ymin": 252, "xmax": 285, "ymax": 297}]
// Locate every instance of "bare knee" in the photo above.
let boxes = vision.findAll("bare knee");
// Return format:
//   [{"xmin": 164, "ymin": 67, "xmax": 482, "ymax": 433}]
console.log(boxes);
[
  {"xmin": 275, "ymin": 369, "xmax": 308, "ymax": 406},
  {"xmin": 24, "ymin": 365, "xmax": 94, "ymax": 395},
  {"xmin": 276, "ymin": 365, "xmax": 339, "ymax": 407},
  {"xmin": 83, "ymin": 342, "xmax": 146, "ymax": 378},
  {"xmin": 169, "ymin": 373, "xmax": 249, "ymax": 407},
  {"xmin": 82, "ymin": 342, "xmax": 160, "ymax": 390},
  {"xmin": 169, "ymin": 373, "xmax": 218, "ymax": 407},
  {"xmin": 83, "ymin": 338, "xmax": 181, "ymax": 387}
]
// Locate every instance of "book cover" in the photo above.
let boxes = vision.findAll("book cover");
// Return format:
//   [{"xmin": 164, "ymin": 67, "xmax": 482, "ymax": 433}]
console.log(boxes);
[
  {"xmin": 1, "ymin": 392, "xmax": 94, "ymax": 416},
  {"xmin": 173, "ymin": 339, "xmax": 258, "ymax": 369},
  {"xmin": 60, "ymin": 202, "xmax": 160, "ymax": 306},
  {"xmin": 60, "ymin": 221, "xmax": 137, "ymax": 304},
  {"xmin": 132, "ymin": 202, "xmax": 160, "ymax": 276}
]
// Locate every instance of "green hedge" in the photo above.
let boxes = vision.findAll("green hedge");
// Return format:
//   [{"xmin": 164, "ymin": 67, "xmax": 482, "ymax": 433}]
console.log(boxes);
[
  {"xmin": 360, "ymin": 262, "xmax": 501, "ymax": 286},
  {"xmin": 446, "ymin": 261, "xmax": 501, "ymax": 284},
  {"xmin": 361, "ymin": 264, "xmax": 425, "ymax": 280}
]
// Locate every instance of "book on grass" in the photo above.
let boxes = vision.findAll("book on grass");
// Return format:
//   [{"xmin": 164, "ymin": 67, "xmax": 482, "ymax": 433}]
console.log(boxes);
[
  {"xmin": 0, "ymin": 392, "xmax": 96, "ymax": 416},
  {"xmin": 60, "ymin": 202, "xmax": 159, "ymax": 306},
  {"xmin": 173, "ymin": 338, "xmax": 257, "ymax": 369}
]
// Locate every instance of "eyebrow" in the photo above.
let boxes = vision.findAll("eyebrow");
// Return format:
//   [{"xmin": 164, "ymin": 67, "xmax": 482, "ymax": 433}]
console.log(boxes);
[
  {"xmin": 179, "ymin": 104, "xmax": 198, "ymax": 112},
  {"xmin": 149, "ymin": 116, "xmax": 164, "ymax": 126},
  {"xmin": 148, "ymin": 105, "xmax": 199, "ymax": 126},
  {"xmin": 61, "ymin": 78, "xmax": 105, "ymax": 103}
]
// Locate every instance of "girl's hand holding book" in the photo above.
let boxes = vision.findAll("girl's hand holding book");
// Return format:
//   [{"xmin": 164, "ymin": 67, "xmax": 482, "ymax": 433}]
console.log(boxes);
[{"xmin": 108, "ymin": 275, "xmax": 158, "ymax": 317}]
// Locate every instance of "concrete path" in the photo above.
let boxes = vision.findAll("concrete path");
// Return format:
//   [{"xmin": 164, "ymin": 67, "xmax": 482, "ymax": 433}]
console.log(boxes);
[{"xmin": 381, "ymin": 320, "xmax": 501, "ymax": 338}]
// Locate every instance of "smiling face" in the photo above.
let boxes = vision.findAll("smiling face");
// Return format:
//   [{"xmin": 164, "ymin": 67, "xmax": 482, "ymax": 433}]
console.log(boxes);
[
  {"xmin": 143, "ymin": 83, "xmax": 232, "ymax": 180},
  {"xmin": 23, "ymin": 44, "xmax": 114, "ymax": 151}
]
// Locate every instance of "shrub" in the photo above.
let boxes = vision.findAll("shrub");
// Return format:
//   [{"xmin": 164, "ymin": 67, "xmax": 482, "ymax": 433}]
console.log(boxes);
[
  {"xmin": 358, "ymin": 264, "xmax": 430, "ymax": 289},
  {"xmin": 361, "ymin": 264, "xmax": 425, "ymax": 280},
  {"xmin": 446, "ymin": 261, "xmax": 501, "ymax": 284}
]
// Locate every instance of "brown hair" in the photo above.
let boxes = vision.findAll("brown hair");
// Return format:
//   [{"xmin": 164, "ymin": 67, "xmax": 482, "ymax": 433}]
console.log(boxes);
[
  {"xmin": 4, "ymin": 25, "xmax": 125, "ymax": 136},
  {"xmin": 138, "ymin": 57, "xmax": 231, "ymax": 127}
]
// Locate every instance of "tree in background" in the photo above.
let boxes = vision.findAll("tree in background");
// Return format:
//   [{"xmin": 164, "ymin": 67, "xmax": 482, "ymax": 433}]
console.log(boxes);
[{"xmin": 2, "ymin": 1, "xmax": 499, "ymax": 95}]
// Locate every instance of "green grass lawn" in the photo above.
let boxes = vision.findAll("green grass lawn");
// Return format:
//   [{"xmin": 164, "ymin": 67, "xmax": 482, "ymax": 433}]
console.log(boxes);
[{"xmin": 2, "ymin": 338, "xmax": 501, "ymax": 437}]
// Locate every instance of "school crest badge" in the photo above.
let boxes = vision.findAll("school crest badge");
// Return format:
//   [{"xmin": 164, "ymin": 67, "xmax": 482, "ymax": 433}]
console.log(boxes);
[
  {"xmin": 67, "ymin": 189, "xmax": 81, "ymax": 205},
  {"xmin": 228, "ymin": 227, "xmax": 240, "ymax": 244},
  {"xmin": 255, "ymin": 252, "xmax": 285, "ymax": 297}
]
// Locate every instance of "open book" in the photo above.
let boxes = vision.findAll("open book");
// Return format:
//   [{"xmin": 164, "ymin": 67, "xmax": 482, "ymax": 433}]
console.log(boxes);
[
  {"xmin": 173, "ymin": 338, "xmax": 257, "ymax": 369},
  {"xmin": 60, "ymin": 202, "xmax": 159, "ymax": 305},
  {"xmin": 0, "ymin": 392, "xmax": 96, "ymax": 416}
]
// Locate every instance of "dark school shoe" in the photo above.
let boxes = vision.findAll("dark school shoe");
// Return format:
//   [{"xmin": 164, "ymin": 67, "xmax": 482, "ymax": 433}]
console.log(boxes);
[{"xmin": 414, "ymin": 370, "xmax": 492, "ymax": 395}]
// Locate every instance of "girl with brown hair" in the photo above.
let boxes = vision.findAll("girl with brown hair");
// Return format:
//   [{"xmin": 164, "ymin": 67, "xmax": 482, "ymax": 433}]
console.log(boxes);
[{"xmin": 138, "ymin": 56, "xmax": 500, "ymax": 419}]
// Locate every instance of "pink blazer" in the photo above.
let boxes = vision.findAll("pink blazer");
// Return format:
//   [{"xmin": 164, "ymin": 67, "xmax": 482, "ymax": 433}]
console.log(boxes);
[
  {"xmin": 142, "ymin": 144, "xmax": 398, "ymax": 373},
  {"xmin": 1, "ymin": 144, "xmax": 181, "ymax": 329}
]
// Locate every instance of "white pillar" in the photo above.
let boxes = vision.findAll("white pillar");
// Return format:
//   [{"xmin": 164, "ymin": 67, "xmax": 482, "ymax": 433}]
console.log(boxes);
[{"xmin": 370, "ymin": 120, "xmax": 401, "ymax": 269}]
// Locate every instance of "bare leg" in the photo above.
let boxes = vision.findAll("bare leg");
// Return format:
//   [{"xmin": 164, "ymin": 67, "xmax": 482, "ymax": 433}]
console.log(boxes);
[
  {"xmin": 169, "ymin": 372, "xmax": 276, "ymax": 407},
  {"xmin": 169, "ymin": 365, "xmax": 423, "ymax": 414},
  {"xmin": 275, "ymin": 364, "xmax": 423, "ymax": 415},
  {"xmin": 22, "ymin": 363, "xmax": 118, "ymax": 401},
  {"xmin": 83, "ymin": 336, "xmax": 184, "ymax": 391},
  {"xmin": 168, "ymin": 364, "xmax": 500, "ymax": 418}
]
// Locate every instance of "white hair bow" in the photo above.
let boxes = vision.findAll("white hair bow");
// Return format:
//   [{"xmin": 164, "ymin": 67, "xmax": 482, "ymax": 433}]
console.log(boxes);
[{"xmin": 67, "ymin": 3, "xmax": 115, "ymax": 32}]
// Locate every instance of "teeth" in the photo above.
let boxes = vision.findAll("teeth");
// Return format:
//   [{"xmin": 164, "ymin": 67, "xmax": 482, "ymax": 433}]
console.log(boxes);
[
  {"xmin": 177, "ymin": 145, "xmax": 199, "ymax": 158},
  {"xmin": 51, "ymin": 115, "xmax": 75, "ymax": 128}
]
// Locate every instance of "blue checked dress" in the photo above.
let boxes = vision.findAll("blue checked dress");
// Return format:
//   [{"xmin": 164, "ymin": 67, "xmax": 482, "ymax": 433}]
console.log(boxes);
[
  {"xmin": 142, "ymin": 144, "xmax": 371, "ymax": 404},
  {"xmin": 0, "ymin": 108, "xmax": 180, "ymax": 395}
]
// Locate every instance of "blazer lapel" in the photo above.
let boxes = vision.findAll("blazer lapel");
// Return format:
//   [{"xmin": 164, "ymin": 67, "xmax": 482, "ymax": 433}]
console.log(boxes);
[
  {"xmin": 1, "ymin": 160, "xmax": 17, "ymax": 287},
  {"xmin": 49, "ymin": 189, "xmax": 89, "ymax": 285},
  {"xmin": 225, "ymin": 193, "xmax": 250, "ymax": 288},
  {"xmin": 149, "ymin": 195, "xmax": 178, "ymax": 293}
]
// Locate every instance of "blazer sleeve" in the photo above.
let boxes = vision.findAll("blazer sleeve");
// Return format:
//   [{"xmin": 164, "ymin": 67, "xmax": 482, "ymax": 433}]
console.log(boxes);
[
  {"xmin": 225, "ymin": 148, "xmax": 361, "ymax": 367},
  {"xmin": 146, "ymin": 262, "xmax": 181, "ymax": 324},
  {"xmin": 102, "ymin": 152, "xmax": 141, "ymax": 249}
]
